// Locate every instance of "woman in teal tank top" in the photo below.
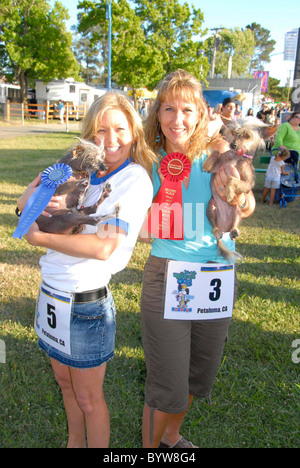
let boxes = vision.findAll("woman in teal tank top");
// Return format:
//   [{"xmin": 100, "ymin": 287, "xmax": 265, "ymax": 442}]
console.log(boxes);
[{"xmin": 140, "ymin": 69, "xmax": 255, "ymax": 449}]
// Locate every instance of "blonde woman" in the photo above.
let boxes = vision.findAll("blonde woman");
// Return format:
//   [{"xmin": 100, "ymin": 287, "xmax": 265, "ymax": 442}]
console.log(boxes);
[
  {"xmin": 140, "ymin": 70, "xmax": 255, "ymax": 448},
  {"xmin": 17, "ymin": 92, "xmax": 155, "ymax": 448}
]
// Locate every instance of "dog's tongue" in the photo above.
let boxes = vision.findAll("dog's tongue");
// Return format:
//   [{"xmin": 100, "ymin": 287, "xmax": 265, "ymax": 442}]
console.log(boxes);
[{"xmin": 96, "ymin": 170, "xmax": 109, "ymax": 178}]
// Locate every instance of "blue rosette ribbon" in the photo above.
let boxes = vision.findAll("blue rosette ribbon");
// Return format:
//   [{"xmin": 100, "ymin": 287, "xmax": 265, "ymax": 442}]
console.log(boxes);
[{"xmin": 12, "ymin": 163, "xmax": 73, "ymax": 239}]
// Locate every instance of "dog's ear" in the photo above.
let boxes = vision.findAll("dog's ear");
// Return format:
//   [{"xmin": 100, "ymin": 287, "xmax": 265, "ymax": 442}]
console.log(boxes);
[
  {"xmin": 59, "ymin": 149, "xmax": 74, "ymax": 165},
  {"xmin": 73, "ymin": 144, "xmax": 86, "ymax": 158},
  {"xmin": 71, "ymin": 149, "xmax": 77, "ymax": 159}
]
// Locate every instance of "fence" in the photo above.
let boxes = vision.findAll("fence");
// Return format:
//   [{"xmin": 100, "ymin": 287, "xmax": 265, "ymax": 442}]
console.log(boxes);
[{"xmin": 3, "ymin": 100, "xmax": 86, "ymax": 123}]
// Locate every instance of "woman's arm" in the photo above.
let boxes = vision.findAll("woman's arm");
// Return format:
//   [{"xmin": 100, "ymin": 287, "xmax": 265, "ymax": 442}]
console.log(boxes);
[
  {"xmin": 272, "ymin": 124, "xmax": 288, "ymax": 150},
  {"xmin": 24, "ymin": 222, "xmax": 127, "ymax": 261},
  {"xmin": 139, "ymin": 208, "xmax": 153, "ymax": 243}
]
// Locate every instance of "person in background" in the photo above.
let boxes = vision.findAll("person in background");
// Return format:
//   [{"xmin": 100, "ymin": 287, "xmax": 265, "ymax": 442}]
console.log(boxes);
[
  {"xmin": 220, "ymin": 97, "xmax": 236, "ymax": 126},
  {"xmin": 214, "ymin": 103, "xmax": 222, "ymax": 115},
  {"xmin": 234, "ymin": 103, "xmax": 242, "ymax": 118},
  {"xmin": 266, "ymin": 108, "xmax": 276, "ymax": 126},
  {"xmin": 272, "ymin": 111, "xmax": 300, "ymax": 182},
  {"xmin": 272, "ymin": 112, "xmax": 300, "ymax": 155},
  {"xmin": 57, "ymin": 99, "xmax": 65, "ymax": 124},
  {"xmin": 261, "ymin": 147, "xmax": 290, "ymax": 205},
  {"xmin": 256, "ymin": 104, "xmax": 269, "ymax": 123}
]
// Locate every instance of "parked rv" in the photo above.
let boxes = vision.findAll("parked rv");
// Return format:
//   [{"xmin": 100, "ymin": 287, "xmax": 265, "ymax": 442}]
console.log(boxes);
[
  {"xmin": 0, "ymin": 83, "xmax": 22, "ymax": 104},
  {"xmin": 35, "ymin": 78, "xmax": 107, "ymax": 111}
]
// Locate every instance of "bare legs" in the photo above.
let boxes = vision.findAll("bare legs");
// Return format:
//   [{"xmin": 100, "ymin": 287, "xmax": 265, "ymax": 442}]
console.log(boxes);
[
  {"xmin": 142, "ymin": 395, "xmax": 194, "ymax": 448},
  {"xmin": 261, "ymin": 187, "xmax": 276, "ymax": 205},
  {"xmin": 51, "ymin": 358, "xmax": 110, "ymax": 448}
]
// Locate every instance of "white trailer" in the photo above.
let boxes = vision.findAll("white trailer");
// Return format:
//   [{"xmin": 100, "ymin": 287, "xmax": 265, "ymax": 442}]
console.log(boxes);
[
  {"xmin": 35, "ymin": 78, "xmax": 107, "ymax": 109},
  {"xmin": 0, "ymin": 83, "xmax": 22, "ymax": 103}
]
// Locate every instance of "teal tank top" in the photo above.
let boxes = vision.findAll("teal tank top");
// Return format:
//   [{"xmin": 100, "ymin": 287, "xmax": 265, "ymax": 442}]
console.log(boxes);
[{"xmin": 150, "ymin": 153, "xmax": 235, "ymax": 263}]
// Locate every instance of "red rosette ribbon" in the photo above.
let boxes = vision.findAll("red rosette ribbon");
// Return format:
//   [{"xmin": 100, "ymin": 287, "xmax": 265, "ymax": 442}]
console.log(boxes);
[{"xmin": 148, "ymin": 153, "xmax": 191, "ymax": 240}]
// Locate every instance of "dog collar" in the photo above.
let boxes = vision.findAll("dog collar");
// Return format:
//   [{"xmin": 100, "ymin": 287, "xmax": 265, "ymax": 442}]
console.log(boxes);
[{"xmin": 243, "ymin": 154, "xmax": 253, "ymax": 160}]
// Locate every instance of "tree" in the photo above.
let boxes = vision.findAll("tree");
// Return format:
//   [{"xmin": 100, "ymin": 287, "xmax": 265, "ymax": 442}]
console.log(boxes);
[
  {"xmin": 0, "ymin": 0, "xmax": 80, "ymax": 102},
  {"xmin": 134, "ymin": 0, "xmax": 209, "ymax": 82},
  {"xmin": 78, "ymin": 0, "xmax": 165, "ymax": 105},
  {"xmin": 203, "ymin": 27, "xmax": 255, "ymax": 78},
  {"xmin": 264, "ymin": 77, "xmax": 289, "ymax": 104},
  {"xmin": 71, "ymin": 27, "xmax": 104, "ymax": 84},
  {"xmin": 77, "ymin": 0, "xmax": 209, "ymax": 98},
  {"xmin": 246, "ymin": 22, "xmax": 276, "ymax": 72}
]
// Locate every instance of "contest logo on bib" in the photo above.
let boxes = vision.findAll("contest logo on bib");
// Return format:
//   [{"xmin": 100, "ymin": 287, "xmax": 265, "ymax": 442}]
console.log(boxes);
[
  {"xmin": 171, "ymin": 269, "xmax": 197, "ymax": 313},
  {"xmin": 164, "ymin": 261, "xmax": 234, "ymax": 321}
]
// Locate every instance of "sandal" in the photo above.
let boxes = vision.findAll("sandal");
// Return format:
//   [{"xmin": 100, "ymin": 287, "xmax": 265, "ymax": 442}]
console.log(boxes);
[{"xmin": 159, "ymin": 436, "xmax": 198, "ymax": 449}]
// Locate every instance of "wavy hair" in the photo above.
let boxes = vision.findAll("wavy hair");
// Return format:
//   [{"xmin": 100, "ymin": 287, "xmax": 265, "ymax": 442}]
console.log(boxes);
[
  {"xmin": 81, "ymin": 92, "xmax": 157, "ymax": 176},
  {"xmin": 144, "ymin": 69, "xmax": 209, "ymax": 162},
  {"xmin": 288, "ymin": 111, "xmax": 300, "ymax": 122}
]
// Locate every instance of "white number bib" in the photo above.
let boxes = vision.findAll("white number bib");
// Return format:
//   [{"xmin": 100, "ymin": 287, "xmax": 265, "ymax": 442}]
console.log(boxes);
[
  {"xmin": 35, "ymin": 283, "xmax": 73, "ymax": 355},
  {"xmin": 164, "ymin": 261, "xmax": 235, "ymax": 320}
]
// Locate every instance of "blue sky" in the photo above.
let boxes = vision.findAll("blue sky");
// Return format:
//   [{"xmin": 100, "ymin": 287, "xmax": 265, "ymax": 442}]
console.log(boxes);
[{"xmin": 51, "ymin": 0, "xmax": 299, "ymax": 86}]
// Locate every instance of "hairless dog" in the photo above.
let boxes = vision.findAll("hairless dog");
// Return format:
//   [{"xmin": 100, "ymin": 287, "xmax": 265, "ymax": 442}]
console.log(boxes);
[
  {"xmin": 203, "ymin": 118, "xmax": 285, "ymax": 261},
  {"xmin": 37, "ymin": 139, "xmax": 119, "ymax": 235}
]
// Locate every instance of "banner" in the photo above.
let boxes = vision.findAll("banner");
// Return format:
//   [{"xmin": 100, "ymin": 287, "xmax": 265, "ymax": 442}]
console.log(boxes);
[
  {"xmin": 253, "ymin": 71, "xmax": 269, "ymax": 93},
  {"xmin": 284, "ymin": 28, "xmax": 299, "ymax": 61}
]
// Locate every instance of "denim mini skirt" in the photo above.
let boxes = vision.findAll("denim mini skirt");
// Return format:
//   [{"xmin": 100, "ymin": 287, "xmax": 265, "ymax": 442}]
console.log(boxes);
[{"xmin": 38, "ymin": 291, "xmax": 116, "ymax": 369}]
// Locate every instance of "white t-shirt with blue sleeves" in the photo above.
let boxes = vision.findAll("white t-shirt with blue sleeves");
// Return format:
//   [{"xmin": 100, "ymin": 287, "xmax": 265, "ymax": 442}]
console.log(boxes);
[{"xmin": 40, "ymin": 162, "xmax": 153, "ymax": 292}]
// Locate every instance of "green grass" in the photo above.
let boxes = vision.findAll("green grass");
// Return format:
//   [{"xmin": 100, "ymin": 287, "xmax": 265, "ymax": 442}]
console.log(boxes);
[{"xmin": 0, "ymin": 133, "xmax": 299, "ymax": 448}]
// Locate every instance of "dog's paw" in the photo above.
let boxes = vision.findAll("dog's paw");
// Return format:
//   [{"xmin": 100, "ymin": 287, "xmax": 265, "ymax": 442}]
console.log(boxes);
[
  {"xmin": 102, "ymin": 183, "xmax": 112, "ymax": 198},
  {"xmin": 225, "ymin": 189, "xmax": 235, "ymax": 203},
  {"xmin": 226, "ymin": 177, "xmax": 239, "ymax": 203},
  {"xmin": 230, "ymin": 228, "xmax": 240, "ymax": 240}
]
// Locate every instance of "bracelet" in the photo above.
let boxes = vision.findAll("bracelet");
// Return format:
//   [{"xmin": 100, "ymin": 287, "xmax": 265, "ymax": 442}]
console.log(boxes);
[
  {"xmin": 240, "ymin": 197, "xmax": 248, "ymax": 210},
  {"xmin": 15, "ymin": 207, "xmax": 22, "ymax": 217}
]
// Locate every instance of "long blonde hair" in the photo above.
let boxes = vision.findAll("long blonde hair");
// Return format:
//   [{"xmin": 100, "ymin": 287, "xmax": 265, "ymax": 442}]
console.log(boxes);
[
  {"xmin": 81, "ymin": 92, "xmax": 157, "ymax": 175},
  {"xmin": 144, "ymin": 69, "xmax": 209, "ymax": 162}
]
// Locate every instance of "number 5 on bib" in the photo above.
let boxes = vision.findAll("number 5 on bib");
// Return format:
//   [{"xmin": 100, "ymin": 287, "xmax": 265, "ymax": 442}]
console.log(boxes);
[{"xmin": 35, "ymin": 283, "xmax": 73, "ymax": 355}]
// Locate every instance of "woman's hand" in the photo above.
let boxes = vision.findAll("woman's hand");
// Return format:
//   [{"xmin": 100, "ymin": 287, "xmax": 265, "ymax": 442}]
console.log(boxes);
[
  {"xmin": 17, "ymin": 174, "xmax": 63, "ymax": 216},
  {"xmin": 17, "ymin": 174, "xmax": 42, "ymax": 212}
]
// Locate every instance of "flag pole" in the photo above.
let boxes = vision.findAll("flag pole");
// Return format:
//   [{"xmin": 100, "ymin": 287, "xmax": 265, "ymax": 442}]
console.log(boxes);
[{"xmin": 107, "ymin": 0, "xmax": 112, "ymax": 91}]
